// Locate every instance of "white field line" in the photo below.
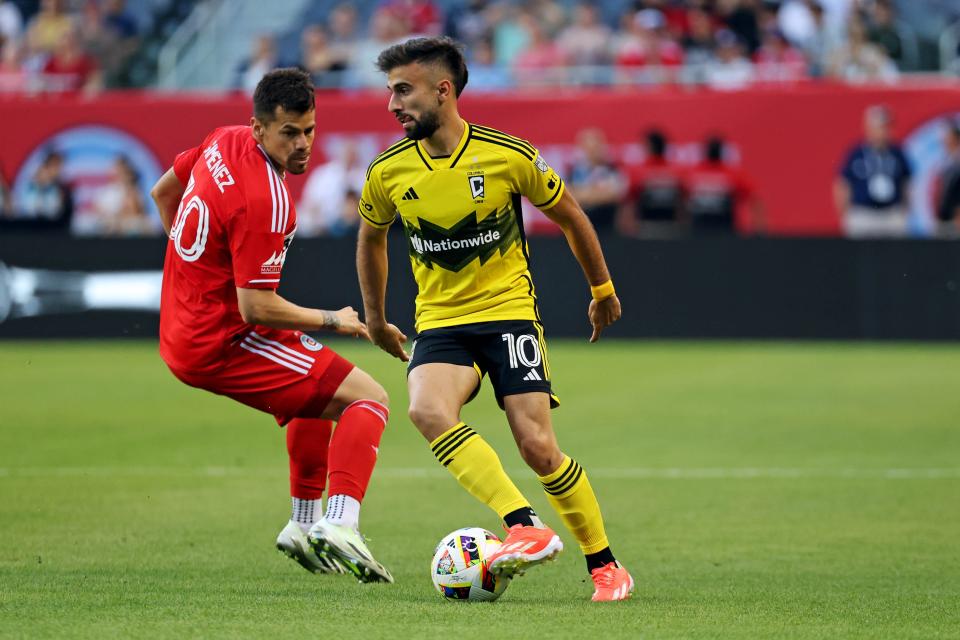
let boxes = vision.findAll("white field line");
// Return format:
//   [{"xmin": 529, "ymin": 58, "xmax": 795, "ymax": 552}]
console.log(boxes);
[{"xmin": 0, "ymin": 467, "xmax": 958, "ymax": 479}]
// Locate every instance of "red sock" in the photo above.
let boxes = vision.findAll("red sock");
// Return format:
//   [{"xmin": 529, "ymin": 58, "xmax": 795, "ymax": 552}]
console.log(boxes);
[
  {"xmin": 286, "ymin": 418, "xmax": 333, "ymax": 499},
  {"xmin": 327, "ymin": 400, "xmax": 388, "ymax": 502}
]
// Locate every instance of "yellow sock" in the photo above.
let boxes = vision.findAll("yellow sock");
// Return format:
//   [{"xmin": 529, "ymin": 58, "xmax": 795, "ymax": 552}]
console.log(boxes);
[
  {"xmin": 430, "ymin": 423, "xmax": 530, "ymax": 520},
  {"xmin": 538, "ymin": 455, "xmax": 610, "ymax": 554}
]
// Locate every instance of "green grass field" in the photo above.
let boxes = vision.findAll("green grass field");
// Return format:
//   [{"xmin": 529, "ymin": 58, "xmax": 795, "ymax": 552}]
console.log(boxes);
[{"xmin": 1, "ymin": 340, "xmax": 958, "ymax": 639}]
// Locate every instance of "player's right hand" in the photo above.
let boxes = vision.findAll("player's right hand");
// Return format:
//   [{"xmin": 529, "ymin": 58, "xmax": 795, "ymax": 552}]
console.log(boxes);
[
  {"xmin": 329, "ymin": 306, "xmax": 370, "ymax": 341},
  {"xmin": 369, "ymin": 320, "xmax": 409, "ymax": 362}
]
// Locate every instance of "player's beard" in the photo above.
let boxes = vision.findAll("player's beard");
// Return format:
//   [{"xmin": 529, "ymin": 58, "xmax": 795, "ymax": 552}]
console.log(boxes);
[
  {"xmin": 285, "ymin": 153, "xmax": 310, "ymax": 175},
  {"xmin": 404, "ymin": 109, "xmax": 441, "ymax": 141}
]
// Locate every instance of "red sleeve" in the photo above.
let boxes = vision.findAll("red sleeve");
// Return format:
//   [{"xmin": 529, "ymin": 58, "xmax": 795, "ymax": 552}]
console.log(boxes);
[
  {"xmin": 228, "ymin": 161, "xmax": 290, "ymax": 290},
  {"xmin": 173, "ymin": 129, "xmax": 220, "ymax": 185},
  {"xmin": 173, "ymin": 146, "xmax": 202, "ymax": 185}
]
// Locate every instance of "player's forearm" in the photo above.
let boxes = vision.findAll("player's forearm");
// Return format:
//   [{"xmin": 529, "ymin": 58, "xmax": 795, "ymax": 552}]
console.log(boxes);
[
  {"xmin": 237, "ymin": 289, "xmax": 340, "ymax": 332},
  {"xmin": 357, "ymin": 225, "xmax": 390, "ymax": 324},
  {"xmin": 544, "ymin": 192, "xmax": 612, "ymax": 287},
  {"xmin": 561, "ymin": 215, "xmax": 613, "ymax": 287},
  {"xmin": 151, "ymin": 168, "xmax": 186, "ymax": 236}
]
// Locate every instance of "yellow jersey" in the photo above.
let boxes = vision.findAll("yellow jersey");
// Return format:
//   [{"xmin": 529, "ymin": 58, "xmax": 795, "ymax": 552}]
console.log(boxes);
[{"xmin": 359, "ymin": 122, "xmax": 565, "ymax": 332}]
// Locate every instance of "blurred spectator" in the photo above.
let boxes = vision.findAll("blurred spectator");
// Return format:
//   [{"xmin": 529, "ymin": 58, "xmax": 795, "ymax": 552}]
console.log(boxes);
[
  {"xmin": 798, "ymin": 0, "xmax": 840, "ymax": 76},
  {"xmin": 933, "ymin": 120, "xmax": 960, "ymax": 238},
  {"xmin": 444, "ymin": 0, "xmax": 491, "ymax": 45},
  {"xmin": 827, "ymin": 17, "xmax": 897, "ymax": 81},
  {"xmin": 41, "ymin": 23, "xmax": 102, "ymax": 94},
  {"xmin": 834, "ymin": 105, "xmax": 912, "ymax": 238},
  {"xmin": 753, "ymin": 28, "xmax": 808, "ymax": 82},
  {"xmin": 513, "ymin": 11, "xmax": 567, "ymax": 86},
  {"xmin": 0, "ymin": 0, "xmax": 22, "ymax": 48},
  {"xmin": 614, "ymin": 9, "xmax": 684, "ymax": 84},
  {"xmin": 327, "ymin": 3, "xmax": 360, "ymax": 68},
  {"xmin": 298, "ymin": 140, "xmax": 365, "ymax": 237},
  {"xmin": 101, "ymin": 0, "xmax": 138, "ymax": 40},
  {"xmin": 235, "ymin": 34, "xmax": 279, "ymax": 94},
  {"xmin": 778, "ymin": 0, "xmax": 817, "ymax": 47},
  {"xmin": 93, "ymin": 155, "xmax": 154, "ymax": 236},
  {"xmin": 865, "ymin": 0, "xmax": 903, "ymax": 68},
  {"xmin": 296, "ymin": 25, "xmax": 347, "ymax": 88},
  {"xmin": 567, "ymin": 128, "xmax": 627, "ymax": 232},
  {"xmin": 717, "ymin": 0, "xmax": 761, "ymax": 54},
  {"xmin": 15, "ymin": 150, "xmax": 73, "ymax": 230},
  {"xmin": 25, "ymin": 0, "xmax": 72, "ymax": 56},
  {"xmin": 383, "ymin": 0, "xmax": 442, "ymax": 36},
  {"xmin": 621, "ymin": 128, "xmax": 686, "ymax": 237},
  {"xmin": 81, "ymin": 0, "xmax": 139, "ymax": 82},
  {"xmin": 528, "ymin": 0, "xmax": 567, "ymax": 39},
  {"xmin": 467, "ymin": 37, "xmax": 512, "ymax": 91},
  {"xmin": 0, "ymin": 39, "xmax": 26, "ymax": 92},
  {"xmin": 557, "ymin": 3, "xmax": 612, "ymax": 67},
  {"xmin": 682, "ymin": 7, "xmax": 717, "ymax": 69},
  {"xmin": 349, "ymin": 8, "xmax": 411, "ymax": 88},
  {"xmin": 705, "ymin": 29, "xmax": 755, "ymax": 89},
  {"xmin": 491, "ymin": 4, "xmax": 531, "ymax": 66},
  {"xmin": 684, "ymin": 135, "xmax": 765, "ymax": 235}
]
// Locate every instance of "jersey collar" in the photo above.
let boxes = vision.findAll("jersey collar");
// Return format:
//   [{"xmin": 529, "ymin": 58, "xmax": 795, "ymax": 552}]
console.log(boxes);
[{"xmin": 415, "ymin": 122, "xmax": 472, "ymax": 171}]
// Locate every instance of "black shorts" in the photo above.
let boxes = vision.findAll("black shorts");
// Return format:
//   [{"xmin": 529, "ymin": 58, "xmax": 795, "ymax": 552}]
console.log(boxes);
[{"xmin": 407, "ymin": 320, "xmax": 559, "ymax": 410}]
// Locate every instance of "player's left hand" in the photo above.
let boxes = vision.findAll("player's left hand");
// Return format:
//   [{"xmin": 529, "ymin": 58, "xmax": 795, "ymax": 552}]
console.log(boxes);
[
  {"xmin": 329, "ymin": 306, "xmax": 371, "ymax": 341},
  {"xmin": 588, "ymin": 295, "xmax": 621, "ymax": 343}
]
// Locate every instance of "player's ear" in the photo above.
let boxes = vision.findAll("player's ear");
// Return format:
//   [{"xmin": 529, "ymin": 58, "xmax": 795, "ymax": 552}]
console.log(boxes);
[
  {"xmin": 251, "ymin": 116, "xmax": 264, "ymax": 142},
  {"xmin": 437, "ymin": 79, "xmax": 452, "ymax": 103}
]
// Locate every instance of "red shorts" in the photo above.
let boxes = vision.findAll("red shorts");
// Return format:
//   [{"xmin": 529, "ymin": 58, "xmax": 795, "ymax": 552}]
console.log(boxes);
[{"xmin": 167, "ymin": 328, "xmax": 354, "ymax": 426}]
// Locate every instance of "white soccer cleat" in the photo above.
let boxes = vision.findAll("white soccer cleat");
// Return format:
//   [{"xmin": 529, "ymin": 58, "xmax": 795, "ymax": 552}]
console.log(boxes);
[
  {"xmin": 276, "ymin": 520, "xmax": 346, "ymax": 575},
  {"xmin": 308, "ymin": 519, "xmax": 394, "ymax": 584}
]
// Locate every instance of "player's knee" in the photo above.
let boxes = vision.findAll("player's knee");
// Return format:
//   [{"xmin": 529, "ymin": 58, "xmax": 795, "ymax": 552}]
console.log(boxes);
[
  {"xmin": 517, "ymin": 433, "xmax": 560, "ymax": 475},
  {"xmin": 407, "ymin": 401, "xmax": 452, "ymax": 433},
  {"xmin": 365, "ymin": 381, "xmax": 389, "ymax": 409}
]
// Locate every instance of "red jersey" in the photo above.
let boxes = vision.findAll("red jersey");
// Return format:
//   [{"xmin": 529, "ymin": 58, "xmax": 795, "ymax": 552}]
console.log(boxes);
[
  {"xmin": 626, "ymin": 157, "xmax": 686, "ymax": 222},
  {"xmin": 684, "ymin": 160, "xmax": 754, "ymax": 232},
  {"xmin": 160, "ymin": 126, "xmax": 297, "ymax": 374}
]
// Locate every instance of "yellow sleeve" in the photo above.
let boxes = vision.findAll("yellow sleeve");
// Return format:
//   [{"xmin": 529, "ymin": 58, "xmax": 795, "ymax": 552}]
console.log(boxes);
[
  {"xmin": 358, "ymin": 165, "xmax": 396, "ymax": 227},
  {"xmin": 515, "ymin": 147, "xmax": 565, "ymax": 210}
]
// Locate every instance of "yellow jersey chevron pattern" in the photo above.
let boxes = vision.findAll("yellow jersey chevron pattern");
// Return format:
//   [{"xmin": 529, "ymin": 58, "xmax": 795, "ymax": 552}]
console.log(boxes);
[{"xmin": 359, "ymin": 122, "xmax": 565, "ymax": 331}]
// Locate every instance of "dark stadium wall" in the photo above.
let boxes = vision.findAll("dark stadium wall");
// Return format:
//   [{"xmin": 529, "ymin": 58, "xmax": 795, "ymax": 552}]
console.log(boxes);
[
  {"xmin": 4, "ymin": 83, "xmax": 960, "ymax": 236},
  {"xmin": 1, "ymin": 235, "xmax": 958, "ymax": 340}
]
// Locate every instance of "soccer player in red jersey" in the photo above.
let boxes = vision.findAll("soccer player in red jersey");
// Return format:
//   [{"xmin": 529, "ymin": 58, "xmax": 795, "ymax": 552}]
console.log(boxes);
[{"xmin": 150, "ymin": 68, "xmax": 393, "ymax": 583}]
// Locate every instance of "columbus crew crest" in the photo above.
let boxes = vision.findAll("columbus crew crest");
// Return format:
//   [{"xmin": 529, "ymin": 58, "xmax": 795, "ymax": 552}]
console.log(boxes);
[{"xmin": 468, "ymin": 174, "xmax": 485, "ymax": 200}]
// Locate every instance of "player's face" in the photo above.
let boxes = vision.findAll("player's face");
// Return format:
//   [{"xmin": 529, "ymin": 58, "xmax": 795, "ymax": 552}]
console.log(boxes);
[
  {"xmin": 255, "ymin": 107, "xmax": 316, "ymax": 175},
  {"xmin": 386, "ymin": 63, "xmax": 444, "ymax": 141}
]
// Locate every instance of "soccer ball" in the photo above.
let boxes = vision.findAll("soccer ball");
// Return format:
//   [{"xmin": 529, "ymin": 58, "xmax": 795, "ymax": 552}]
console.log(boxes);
[{"xmin": 430, "ymin": 527, "xmax": 511, "ymax": 602}]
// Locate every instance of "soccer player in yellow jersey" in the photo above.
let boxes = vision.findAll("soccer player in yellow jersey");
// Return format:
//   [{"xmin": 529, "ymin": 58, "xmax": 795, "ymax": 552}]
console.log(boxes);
[{"xmin": 356, "ymin": 37, "xmax": 633, "ymax": 601}]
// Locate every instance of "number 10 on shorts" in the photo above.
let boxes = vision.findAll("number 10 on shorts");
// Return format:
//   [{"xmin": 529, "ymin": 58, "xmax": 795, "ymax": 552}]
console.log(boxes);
[{"xmin": 501, "ymin": 333, "xmax": 542, "ymax": 369}]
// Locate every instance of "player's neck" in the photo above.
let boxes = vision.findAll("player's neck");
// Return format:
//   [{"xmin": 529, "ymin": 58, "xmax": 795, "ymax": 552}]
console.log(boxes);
[{"xmin": 420, "ymin": 116, "xmax": 465, "ymax": 158}]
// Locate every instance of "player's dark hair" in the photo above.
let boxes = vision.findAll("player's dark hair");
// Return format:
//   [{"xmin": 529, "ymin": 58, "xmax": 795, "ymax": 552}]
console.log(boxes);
[
  {"xmin": 376, "ymin": 36, "xmax": 469, "ymax": 97},
  {"xmin": 646, "ymin": 129, "xmax": 667, "ymax": 158},
  {"xmin": 705, "ymin": 136, "xmax": 725, "ymax": 162},
  {"xmin": 253, "ymin": 68, "xmax": 315, "ymax": 121}
]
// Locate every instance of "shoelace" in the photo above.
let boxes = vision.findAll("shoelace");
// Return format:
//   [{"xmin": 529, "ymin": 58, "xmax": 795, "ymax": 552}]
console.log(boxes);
[{"xmin": 591, "ymin": 565, "xmax": 618, "ymax": 588}]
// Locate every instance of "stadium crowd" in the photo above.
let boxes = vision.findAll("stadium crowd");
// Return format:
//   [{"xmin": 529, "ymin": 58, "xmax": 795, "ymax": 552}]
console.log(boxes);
[
  {"xmin": 0, "ymin": 0, "xmax": 925, "ymax": 96},
  {"xmin": 1, "ymin": 0, "xmax": 957, "ymax": 238},
  {"xmin": 238, "ymin": 0, "xmax": 914, "ymax": 92}
]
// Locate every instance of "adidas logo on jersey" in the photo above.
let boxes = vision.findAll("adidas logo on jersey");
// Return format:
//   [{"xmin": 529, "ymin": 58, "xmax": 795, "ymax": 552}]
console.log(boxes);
[
  {"xmin": 523, "ymin": 369, "xmax": 542, "ymax": 381},
  {"xmin": 401, "ymin": 187, "xmax": 419, "ymax": 201}
]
